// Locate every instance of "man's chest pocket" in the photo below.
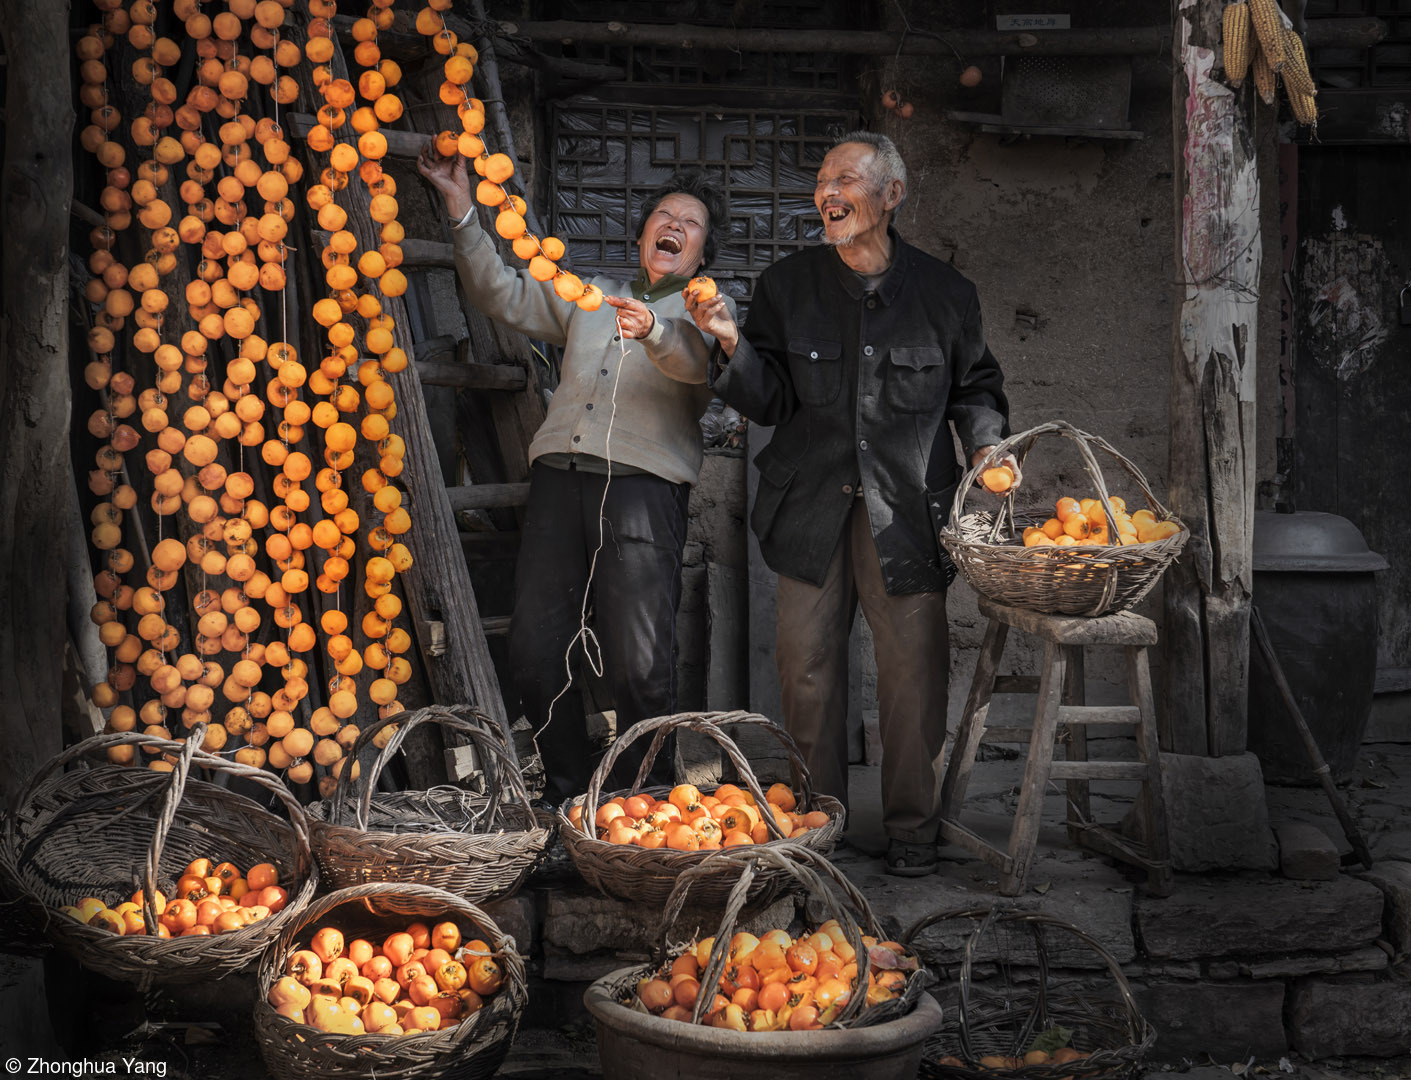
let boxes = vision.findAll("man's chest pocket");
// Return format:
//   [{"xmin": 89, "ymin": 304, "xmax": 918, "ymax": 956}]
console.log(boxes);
[
  {"xmin": 885, "ymin": 346, "xmax": 948, "ymax": 413},
  {"xmin": 787, "ymin": 337, "xmax": 843, "ymax": 407}
]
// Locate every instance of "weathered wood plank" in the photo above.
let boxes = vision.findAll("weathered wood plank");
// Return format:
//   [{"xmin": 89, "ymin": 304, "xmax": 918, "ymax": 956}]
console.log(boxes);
[
  {"xmin": 1056, "ymin": 705, "xmax": 1141, "ymax": 726},
  {"xmin": 447, "ymin": 483, "xmax": 531, "ymax": 511},
  {"xmin": 939, "ymin": 619, "xmax": 1008, "ymax": 821},
  {"xmin": 398, "ymin": 238, "xmax": 456, "ymax": 269},
  {"xmin": 1002, "ymin": 641, "xmax": 1065, "ymax": 895},
  {"xmin": 977, "ymin": 596, "xmax": 1159, "ymax": 645},
  {"xmin": 286, "ymin": 111, "xmax": 427, "ymax": 158},
  {"xmin": 492, "ymin": 18, "xmax": 1384, "ymax": 56},
  {"xmin": 1047, "ymin": 760, "xmax": 1150, "ymax": 781},
  {"xmin": 0, "ymin": 0, "xmax": 71, "ymax": 800},
  {"xmin": 1166, "ymin": 4, "xmax": 1260, "ymax": 756},
  {"xmin": 418, "ymin": 359, "xmax": 526, "ymax": 391}
]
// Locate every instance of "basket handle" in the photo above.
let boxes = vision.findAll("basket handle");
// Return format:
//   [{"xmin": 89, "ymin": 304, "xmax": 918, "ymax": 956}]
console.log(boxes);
[
  {"xmin": 948, "ymin": 420, "xmax": 1175, "ymax": 545},
  {"xmin": 572, "ymin": 711, "xmax": 811, "ymax": 844},
  {"xmin": 329, "ymin": 704, "xmax": 534, "ymax": 831},
  {"xmin": 5, "ymin": 726, "xmax": 314, "ymax": 934},
  {"xmin": 900, "ymin": 905, "xmax": 1148, "ymax": 1057},
  {"xmin": 656, "ymin": 843, "xmax": 878, "ymax": 1027}
]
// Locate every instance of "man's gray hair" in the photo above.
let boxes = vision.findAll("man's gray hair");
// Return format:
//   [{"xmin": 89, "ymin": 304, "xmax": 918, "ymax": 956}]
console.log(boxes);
[{"xmin": 833, "ymin": 130, "xmax": 908, "ymax": 210}]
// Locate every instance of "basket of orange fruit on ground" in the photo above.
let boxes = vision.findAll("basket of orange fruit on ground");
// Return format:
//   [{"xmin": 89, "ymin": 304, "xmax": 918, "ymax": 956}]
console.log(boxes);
[
  {"xmin": 904, "ymin": 907, "xmax": 1156, "ymax": 1080},
  {"xmin": 558, "ymin": 710, "xmax": 845, "ymax": 906},
  {"xmin": 305, "ymin": 704, "xmax": 550, "ymax": 903},
  {"xmin": 254, "ymin": 880, "xmax": 526, "ymax": 1080},
  {"xmin": 583, "ymin": 842, "xmax": 942, "ymax": 1080},
  {"xmin": 1, "ymin": 722, "xmax": 316, "ymax": 986},
  {"xmin": 941, "ymin": 420, "xmax": 1188, "ymax": 618}
]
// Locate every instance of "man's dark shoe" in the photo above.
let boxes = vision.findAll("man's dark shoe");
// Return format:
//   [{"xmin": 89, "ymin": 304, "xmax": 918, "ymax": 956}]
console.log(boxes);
[{"xmin": 885, "ymin": 839, "xmax": 938, "ymax": 877}]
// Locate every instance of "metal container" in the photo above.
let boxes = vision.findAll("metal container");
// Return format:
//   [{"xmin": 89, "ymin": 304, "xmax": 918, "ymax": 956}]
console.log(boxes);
[
  {"xmin": 584, "ymin": 967, "xmax": 943, "ymax": 1080},
  {"xmin": 1248, "ymin": 510, "xmax": 1388, "ymax": 785}
]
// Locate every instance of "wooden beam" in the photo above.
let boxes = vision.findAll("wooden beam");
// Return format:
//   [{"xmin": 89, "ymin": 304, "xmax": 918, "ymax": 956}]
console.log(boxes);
[
  {"xmin": 286, "ymin": 111, "xmax": 428, "ymax": 158},
  {"xmin": 493, "ymin": 17, "xmax": 1385, "ymax": 57},
  {"xmin": 446, "ymin": 483, "xmax": 531, "ymax": 511},
  {"xmin": 0, "ymin": 0, "xmax": 73, "ymax": 800},
  {"xmin": 397, "ymin": 238, "xmax": 455, "ymax": 269},
  {"xmin": 1165, "ymin": 3, "xmax": 1260, "ymax": 757},
  {"xmin": 417, "ymin": 359, "xmax": 526, "ymax": 391}
]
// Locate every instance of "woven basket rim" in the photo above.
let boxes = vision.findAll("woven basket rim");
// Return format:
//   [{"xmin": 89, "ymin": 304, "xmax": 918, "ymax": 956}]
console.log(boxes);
[
  {"xmin": 904, "ymin": 906, "xmax": 1156, "ymax": 1077},
  {"xmin": 942, "ymin": 421, "xmax": 1187, "ymax": 617}
]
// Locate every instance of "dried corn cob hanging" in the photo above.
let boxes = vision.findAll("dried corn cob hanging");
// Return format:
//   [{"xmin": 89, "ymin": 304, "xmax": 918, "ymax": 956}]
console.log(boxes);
[
  {"xmin": 1252, "ymin": 44, "xmax": 1278, "ymax": 106},
  {"xmin": 1280, "ymin": 27, "xmax": 1318, "ymax": 98},
  {"xmin": 1249, "ymin": 0, "xmax": 1288, "ymax": 71},
  {"xmin": 1223, "ymin": 2, "xmax": 1253, "ymax": 87}
]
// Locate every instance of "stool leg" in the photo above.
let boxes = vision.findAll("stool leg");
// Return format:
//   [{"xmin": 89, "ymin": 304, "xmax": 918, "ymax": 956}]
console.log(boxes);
[
  {"xmin": 1062, "ymin": 644, "xmax": 1090, "ymax": 846},
  {"xmin": 940, "ymin": 619, "xmax": 1008, "ymax": 824},
  {"xmin": 1001, "ymin": 639, "xmax": 1065, "ymax": 897},
  {"xmin": 1128, "ymin": 645, "xmax": 1173, "ymax": 896}
]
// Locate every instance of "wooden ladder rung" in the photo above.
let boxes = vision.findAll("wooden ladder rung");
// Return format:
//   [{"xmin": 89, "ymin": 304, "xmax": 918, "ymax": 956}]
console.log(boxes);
[
  {"xmin": 1056, "ymin": 704, "xmax": 1141, "ymax": 726},
  {"xmin": 480, "ymin": 615, "xmax": 511, "ymax": 636},
  {"xmin": 993, "ymin": 674, "xmax": 1041, "ymax": 694},
  {"xmin": 939, "ymin": 818, "xmax": 1016, "ymax": 874},
  {"xmin": 418, "ymin": 359, "xmax": 527, "ymax": 391},
  {"xmin": 1047, "ymin": 760, "xmax": 1150, "ymax": 781},
  {"xmin": 1072, "ymin": 823, "xmax": 1165, "ymax": 871},
  {"xmin": 287, "ymin": 111, "xmax": 426, "ymax": 157},
  {"xmin": 447, "ymin": 483, "xmax": 531, "ymax": 511}
]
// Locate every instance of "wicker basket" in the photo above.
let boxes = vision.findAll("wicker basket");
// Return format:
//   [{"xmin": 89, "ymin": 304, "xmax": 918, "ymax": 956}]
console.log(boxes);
[
  {"xmin": 306, "ymin": 705, "xmax": 550, "ymax": 901},
  {"xmin": 941, "ymin": 420, "xmax": 1187, "ymax": 617},
  {"xmin": 2, "ymin": 724, "xmax": 316, "ymax": 987},
  {"xmin": 905, "ymin": 907, "xmax": 1155, "ymax": 1080},
  {"xmin": 254, "ymin": 881, "xmax": 526, "ymax": 1080},
  {"xmin": 602, "ymin": 842, "xmax": 931, "ymax": 1030},
  {"xmin": 558, "ymin": 711, "xmax": 845, "ymax": 906}
]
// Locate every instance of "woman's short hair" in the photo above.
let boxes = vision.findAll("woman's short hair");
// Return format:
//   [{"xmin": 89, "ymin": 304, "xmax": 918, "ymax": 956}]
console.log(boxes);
[
  {"xmin": 634, "ymin": 169, "xmax": 730, "ymax": 272},
  {"xmin": 834, "ymin": 130, "xmax": 908, "ymax": 210}
]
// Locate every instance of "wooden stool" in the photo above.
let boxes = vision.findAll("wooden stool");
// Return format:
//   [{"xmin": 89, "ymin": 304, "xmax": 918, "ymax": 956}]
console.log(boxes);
[{"xmin": 939, "ymin": 596, "xmax": 1173, "ymax": 897}]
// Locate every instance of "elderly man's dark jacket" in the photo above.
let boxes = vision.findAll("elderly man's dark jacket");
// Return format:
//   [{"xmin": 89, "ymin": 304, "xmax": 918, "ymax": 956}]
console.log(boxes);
[{"xmin": 715, "ymin": 232, "xmax": 1009, "ymax": 595}]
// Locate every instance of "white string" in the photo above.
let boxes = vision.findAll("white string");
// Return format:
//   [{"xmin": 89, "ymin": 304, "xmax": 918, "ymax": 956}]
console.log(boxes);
[{"xmin": 534, "ymin": 306, "xmax": 629, "ymax": 743}]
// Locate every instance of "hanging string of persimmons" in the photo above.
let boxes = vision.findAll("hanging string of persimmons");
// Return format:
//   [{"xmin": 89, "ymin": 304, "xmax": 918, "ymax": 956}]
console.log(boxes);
[{"xmin": 76, "ymin": 0, "xmax": 589, "ymax": 799}]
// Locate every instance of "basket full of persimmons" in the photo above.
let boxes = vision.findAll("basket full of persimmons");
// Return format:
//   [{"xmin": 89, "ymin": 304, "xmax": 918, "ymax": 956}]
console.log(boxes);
[
  {"xmin": 1, "ymin": 723, "xmax": 316, "ymax": 986},
  {"xmin": 254, "ymin": 881, "xmax": 526, "ymax": 1080},
  {"xmin": 582, "ymin": 843, "xmax": 942, "ymax": 1080},
  {"xmin": 941, "ymin": 421, "xmax": 1187, "ymax": 617},
  {"xmin": 558, "ymin": 711, "xmax": 845, "ymax": 906}
]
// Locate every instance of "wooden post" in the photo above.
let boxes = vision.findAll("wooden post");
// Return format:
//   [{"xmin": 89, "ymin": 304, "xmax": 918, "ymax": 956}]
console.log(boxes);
[
  {"xmin": 0, "ymin": 0, "xmax": 74, "ymax": 798},
  {"xmin": 1165, "ymin": 0, "xmax": 1260, "ymax": 756}
]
